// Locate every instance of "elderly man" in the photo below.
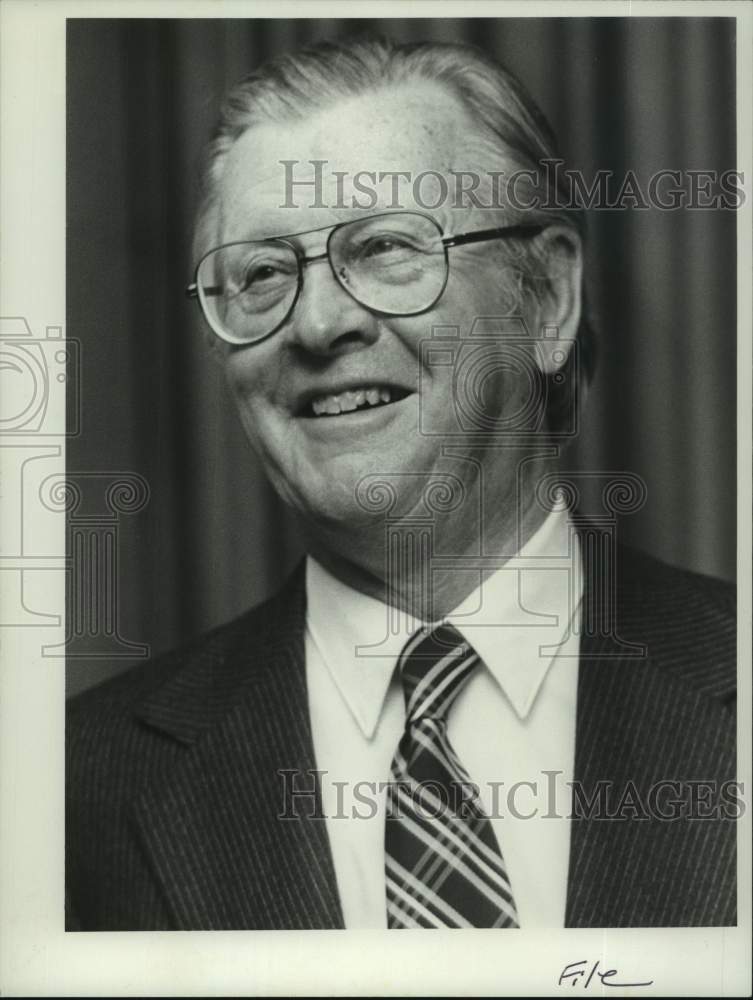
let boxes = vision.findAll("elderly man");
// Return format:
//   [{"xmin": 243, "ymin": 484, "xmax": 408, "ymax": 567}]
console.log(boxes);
[{"xmin": 66, "ymin": 36, "xmax": 736, "ymax": 930}]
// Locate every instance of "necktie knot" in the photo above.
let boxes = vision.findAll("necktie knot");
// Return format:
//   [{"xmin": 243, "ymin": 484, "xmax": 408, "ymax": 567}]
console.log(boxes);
[{"xmin": 398, "ymin": 622, "xmax": 480, "ymax": 725}]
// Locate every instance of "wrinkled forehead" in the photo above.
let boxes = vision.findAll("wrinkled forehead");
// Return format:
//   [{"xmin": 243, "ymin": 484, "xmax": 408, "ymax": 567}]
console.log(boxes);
[{"xmin": 216, "ymin": 80, "xmax": 501, "ymax": 243}]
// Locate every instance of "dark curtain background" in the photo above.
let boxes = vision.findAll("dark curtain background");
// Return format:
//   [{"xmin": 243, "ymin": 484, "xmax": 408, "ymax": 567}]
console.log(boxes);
[{"xmin": 66, "ymin": 17, "xmax": 737, "ymax": 696}]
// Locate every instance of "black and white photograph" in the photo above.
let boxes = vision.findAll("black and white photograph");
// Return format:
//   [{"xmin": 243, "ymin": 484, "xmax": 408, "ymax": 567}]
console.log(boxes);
[{"xmin": 1, "ymin": 1, "xmax": 751, "ymax": 995}]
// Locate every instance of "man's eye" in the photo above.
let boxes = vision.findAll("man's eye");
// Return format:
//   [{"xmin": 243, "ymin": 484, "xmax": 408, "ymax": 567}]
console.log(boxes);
[
  {"xmin": 235, "ymin": 261, "xmax": 293, "ymax": 294},
  {"xmin": 365, "ymin": 237, "xmax": 402, "ymax": 254},
  {"xmin": 359, "ymin": 235, "xmax": 418, "ymax": 260},
  {"xmin": 241, "ymin": 264, "xmax": 281, "ymax": 287}
]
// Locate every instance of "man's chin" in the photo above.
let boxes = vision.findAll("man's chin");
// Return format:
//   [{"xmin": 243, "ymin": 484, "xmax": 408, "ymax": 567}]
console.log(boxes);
[
  {"xmin": 289, "ymin": 476, "xmax": 386, "ymax": 531},
  {"xmin": 267, "ymin": 452, "xmax": 402, "ymax": 536}
]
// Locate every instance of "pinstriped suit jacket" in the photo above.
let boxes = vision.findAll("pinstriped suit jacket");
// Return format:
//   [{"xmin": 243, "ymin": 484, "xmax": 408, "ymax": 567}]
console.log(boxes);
[{"xmin": 66, "ymin": 533, "xmax": 737, "ymax": 930}]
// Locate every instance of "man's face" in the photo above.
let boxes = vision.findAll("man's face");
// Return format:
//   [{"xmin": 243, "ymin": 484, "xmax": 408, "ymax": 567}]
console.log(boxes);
[{"xmin": 217, "ymin": 82, "xmax": 543, "ymax": 533}]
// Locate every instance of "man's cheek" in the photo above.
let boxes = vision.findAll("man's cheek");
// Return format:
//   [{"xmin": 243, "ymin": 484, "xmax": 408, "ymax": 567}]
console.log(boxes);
[{"xmin": 226, "ymin": 367, "xmax": 274, "ymax": 419}]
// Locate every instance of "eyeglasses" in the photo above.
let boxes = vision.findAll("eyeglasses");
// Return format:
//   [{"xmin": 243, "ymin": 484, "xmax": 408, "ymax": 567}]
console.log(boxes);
[{"xmin": 186, "ymin": 210, "xmax": 544, "ymax": 346}]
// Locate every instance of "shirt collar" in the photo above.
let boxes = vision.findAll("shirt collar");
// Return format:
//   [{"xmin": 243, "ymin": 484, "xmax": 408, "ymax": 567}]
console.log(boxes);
[{"xmin": 305, "ymin": 506, "xmax": 581, "ymax": 739}]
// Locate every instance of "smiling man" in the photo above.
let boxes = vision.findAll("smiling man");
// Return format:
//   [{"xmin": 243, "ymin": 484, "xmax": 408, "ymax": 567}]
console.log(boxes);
[{"xmin": 66, "ymin": 36, "xmax": 737, "ymax": 931}]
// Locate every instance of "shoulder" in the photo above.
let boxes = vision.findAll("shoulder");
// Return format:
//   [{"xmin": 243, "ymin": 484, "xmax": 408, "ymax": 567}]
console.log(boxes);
[
  {"xmin": 67, "ymin": 563, "xmax": 306, "ymax": 789},
  {"xmin": 617, "ymin": 543, "xmax": 735, "ymax": 616},
  {"xmin": 617, "ymin": 547, "xmax": 737, "ymax": 635},
  {"xmin": 613, "ymin": 543, "xmax": 736, "ymax": 701},
  {"xmin": 68, "ymin": 586, "xmax": 278, "ymax": 718}
]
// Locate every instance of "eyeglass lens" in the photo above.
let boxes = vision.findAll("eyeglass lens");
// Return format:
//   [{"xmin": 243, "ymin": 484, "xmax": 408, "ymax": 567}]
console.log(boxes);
[{"xmin": 197, "ymin": 212, "xmax": 448, "ymax": 344}]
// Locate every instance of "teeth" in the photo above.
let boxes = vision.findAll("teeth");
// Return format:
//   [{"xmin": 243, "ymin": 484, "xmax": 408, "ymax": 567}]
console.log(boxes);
[{"xmin": 311, "ymin": 385, "xmax": 393, "ymax": 416}]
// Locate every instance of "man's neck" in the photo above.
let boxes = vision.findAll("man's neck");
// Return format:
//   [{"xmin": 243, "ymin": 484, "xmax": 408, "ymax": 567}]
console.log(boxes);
[{"xmin": 303, "ymin": 454, "xmax": 558, "ymax": 622}]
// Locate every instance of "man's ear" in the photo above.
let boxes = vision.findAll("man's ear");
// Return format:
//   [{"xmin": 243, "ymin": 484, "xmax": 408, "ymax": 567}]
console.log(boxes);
[{"xmin": 530, "ymin": 224, "xmax": 583, "ymax": 376}]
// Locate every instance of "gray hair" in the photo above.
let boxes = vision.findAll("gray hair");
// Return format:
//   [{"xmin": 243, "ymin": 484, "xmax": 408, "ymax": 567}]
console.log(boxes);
[{"xmin": 194, "ymin": 35, "xmax": 596, "ymax": 433}]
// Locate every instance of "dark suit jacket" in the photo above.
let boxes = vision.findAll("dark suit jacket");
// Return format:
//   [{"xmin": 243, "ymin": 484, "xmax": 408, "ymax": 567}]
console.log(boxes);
[{"xmin": 66, "ymin": 534, "xmax": 737, "ymax": 930}]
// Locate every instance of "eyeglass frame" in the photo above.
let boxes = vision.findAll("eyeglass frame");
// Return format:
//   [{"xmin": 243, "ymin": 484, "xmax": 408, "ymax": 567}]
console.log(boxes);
[{"xmin": 185, "ymin": 210, "xmax": 546, "ymax": 347}]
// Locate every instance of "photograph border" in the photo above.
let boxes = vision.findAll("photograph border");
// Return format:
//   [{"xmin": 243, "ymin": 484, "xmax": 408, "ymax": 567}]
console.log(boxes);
[{"xmin": 1, "ymin": 0, "xmax": 751, "ymax": 995}]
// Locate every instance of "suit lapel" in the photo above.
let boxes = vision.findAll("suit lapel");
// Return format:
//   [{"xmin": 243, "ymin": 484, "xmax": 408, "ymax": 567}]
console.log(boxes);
[
  {"xmin": 130, "ymin": 566, "xmax": 344, "ymax": 930},
  {"xmin": 566, "ymin": 540, "xmax": 736, "ymax": 926}
]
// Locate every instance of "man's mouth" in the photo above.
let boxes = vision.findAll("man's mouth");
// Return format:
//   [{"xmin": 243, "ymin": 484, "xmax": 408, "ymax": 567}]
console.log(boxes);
[{"xmin": 302, "ymin": 385, "xmax": 411, "ymax": 418}]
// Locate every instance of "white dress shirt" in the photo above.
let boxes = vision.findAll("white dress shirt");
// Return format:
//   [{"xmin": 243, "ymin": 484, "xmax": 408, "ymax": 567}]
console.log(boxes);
[{"xmin": 305, "ymin": 506, "xmax": 582, "ymax": 928}]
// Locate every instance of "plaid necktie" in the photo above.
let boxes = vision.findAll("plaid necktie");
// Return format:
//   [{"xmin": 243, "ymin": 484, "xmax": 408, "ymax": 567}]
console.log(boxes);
[{"xmin": 384, "ymin": 623, "xmax": 520, "ymax": 928}]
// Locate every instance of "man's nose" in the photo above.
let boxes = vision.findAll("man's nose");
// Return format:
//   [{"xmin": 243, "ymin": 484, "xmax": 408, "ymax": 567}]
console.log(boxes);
[{"xmin": 286, "ymin": 256, "xmax": 381, "ymax": 356}]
